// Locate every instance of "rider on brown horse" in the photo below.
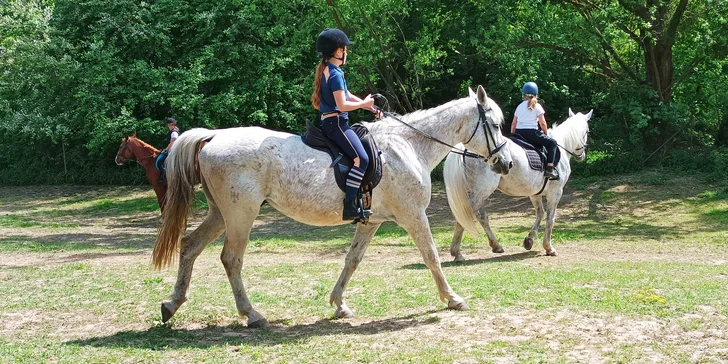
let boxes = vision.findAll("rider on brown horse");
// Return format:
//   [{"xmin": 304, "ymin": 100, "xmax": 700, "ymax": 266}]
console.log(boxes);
[{"xmin": 156, "ymin": 117, "xmax": 180, "ymax": 184}]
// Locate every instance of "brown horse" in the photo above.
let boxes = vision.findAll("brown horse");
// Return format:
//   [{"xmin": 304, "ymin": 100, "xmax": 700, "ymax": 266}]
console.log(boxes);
[{"xmin": 115, "ymin": 134, "xmax": 167, "ymax": 212}]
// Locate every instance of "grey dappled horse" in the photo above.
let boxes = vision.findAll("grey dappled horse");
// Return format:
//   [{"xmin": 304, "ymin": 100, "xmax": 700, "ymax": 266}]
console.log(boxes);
[
  {"xmin": 445, "ymin": 109, "xmax": 592, "ymax": 260},
  {"xmin": 152, "ymin": 86, "xmax": 512, "ymax": 327}
]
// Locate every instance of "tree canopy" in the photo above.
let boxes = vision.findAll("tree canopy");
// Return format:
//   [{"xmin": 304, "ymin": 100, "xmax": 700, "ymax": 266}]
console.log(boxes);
[{"xmin": 1, "ymin": 0, "xmax": 726, "ymax": 184}]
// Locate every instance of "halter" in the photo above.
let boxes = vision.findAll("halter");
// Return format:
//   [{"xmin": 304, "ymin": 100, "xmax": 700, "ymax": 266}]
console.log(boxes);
[{"xmin": 376, "ymin": 99, "xmax": 506, "ymax": 161}]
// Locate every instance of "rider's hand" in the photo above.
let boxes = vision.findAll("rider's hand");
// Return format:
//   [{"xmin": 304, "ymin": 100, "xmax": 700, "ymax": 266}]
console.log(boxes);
[
  {"xmin": 370, "ymin": 107, "xmax": 383, "ymax": 119},
  {"xmin": 362, "ymin": 94, "xmax": 375, "ymax": 109}
]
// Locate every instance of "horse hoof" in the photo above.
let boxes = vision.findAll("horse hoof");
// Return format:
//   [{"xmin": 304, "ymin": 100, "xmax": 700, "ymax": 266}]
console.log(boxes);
[
  {"xmin": 248, "ymin": 317, "xmax": 270, "ymax": 328},
  {"xmin": 523, "ymin": 238, "xmax": 534, "ymax": 251},
  {"xmin": 335, "ymin": 307, "xmax": 355, "ymax": 319},
  {"xmin": 161, "ymin": 303, "xmax": 174, "ymax": 323},
  {"xmin": 546, "ymin": 249, "xmax": 558, "ymax": 257},
  {"xmin": 492, "ymin": 246, "xmax": 504, "ymax": 254},
  {"xmin": 448, "ymin": 300, "xmax": 470, "ymax": 311},
  {"xmin": 453, "ymin": 254, "xmax": 465, "ymax": 263}
]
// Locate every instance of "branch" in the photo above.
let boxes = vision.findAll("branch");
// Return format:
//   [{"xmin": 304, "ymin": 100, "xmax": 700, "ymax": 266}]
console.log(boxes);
[
  {"xmin": 672, "ymin": 55, "xmax": 705, "ymax": 90},
  {"xmin": 664, "ymin": 0, "xmax": 689, "ymax": 47},
  {"xmin": 516, "ymin": 41, "xmax": 601, "ymax": 68},
  {"xmin": 576, "ymin": 7, "xmax": 641, "ymax": 82}
]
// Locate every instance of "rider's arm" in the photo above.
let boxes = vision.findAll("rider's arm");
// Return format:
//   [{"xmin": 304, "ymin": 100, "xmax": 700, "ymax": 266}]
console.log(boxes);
[
  {"xmin": 538, "ymin": 114, "xmax": 548, "ymax": 134},
  {"xmin": 511, "ymin": 116, "xmax": 518, "ymax": 134},
  {"xmin": 164, "ymin": 138, "xmax": 175, "ymax": 152},
  {"xmin": 333, "ymin": 90, "xmax": 373, "ymax": 112}
]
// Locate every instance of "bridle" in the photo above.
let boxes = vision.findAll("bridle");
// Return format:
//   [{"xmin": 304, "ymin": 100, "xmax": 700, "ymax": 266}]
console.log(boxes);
[
  {"xmin": 375, "ymin": 99, "xmax": 507, "ymax": 161},
  {"xmin": 115, "ymin": 138, "xmax": 131, "ymax": 164},
  {"xmin": 558, "ymin": 130, "xmax": 589, "ymax": 159},
  {"xmin": 115, "ymin": 137, "xmax": 157, "ymax": 164}
]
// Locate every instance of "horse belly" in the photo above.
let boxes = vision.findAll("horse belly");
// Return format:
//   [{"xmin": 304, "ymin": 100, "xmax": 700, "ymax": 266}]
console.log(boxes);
[{"xmin": 201, "ymin": 131, "xmax": 351, "ymax": 226}]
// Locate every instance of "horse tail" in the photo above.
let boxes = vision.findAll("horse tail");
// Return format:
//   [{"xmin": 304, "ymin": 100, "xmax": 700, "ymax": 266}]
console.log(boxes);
[
  {"xmin": 444, "ymin": 148, "xmax": 483, "ymax": 237},
  {"xmin": 152, "ymin": 128, "xmax": 220, "ymax": 270}
]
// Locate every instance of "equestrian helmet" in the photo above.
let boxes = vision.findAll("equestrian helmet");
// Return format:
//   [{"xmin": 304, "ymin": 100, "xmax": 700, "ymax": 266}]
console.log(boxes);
[
  {"xmin": 316, "ymin": 28, "xmax": 352, "ymax": 59},
  {"xmin": 521, "ymin": 82, "xmax": 539, "ymax": 96},
  {"xmin": 165, "ymin": 117, "xmax": 177, "ymax": 125}
]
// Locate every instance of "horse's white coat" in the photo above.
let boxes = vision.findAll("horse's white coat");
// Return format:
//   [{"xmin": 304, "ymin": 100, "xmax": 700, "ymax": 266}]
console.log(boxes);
[
  {"xmin": 153, "ymin": 86, "xmax": 513, "ymax": 325},
  {"xmin": 445, "ymin": 109, "xmax": 592, "ymax": 259}
]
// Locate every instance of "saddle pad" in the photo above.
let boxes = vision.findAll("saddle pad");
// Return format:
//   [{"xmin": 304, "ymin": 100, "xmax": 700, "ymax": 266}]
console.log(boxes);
[
  {"xmin": 509, "ymin": 134, "xmax": 561, "ymax": 172},
  {"xmin": 524, "ymin": 149, "xmax": 544, "ymax": 171}
]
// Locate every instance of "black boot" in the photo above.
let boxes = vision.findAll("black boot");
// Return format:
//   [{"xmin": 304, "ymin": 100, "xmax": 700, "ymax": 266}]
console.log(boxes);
[
  {"xmin": 544, "ymin": 166, "xmax": 560, "ymax": 180},
  {"xmin": 342, "ymin": 198, "xmax": 372, "ymax": 221}
]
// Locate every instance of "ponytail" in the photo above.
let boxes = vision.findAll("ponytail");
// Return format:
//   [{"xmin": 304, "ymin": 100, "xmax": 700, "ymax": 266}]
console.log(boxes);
[
  {"xmin": 311, "ymin": 61, "xmax": 326, "ymax": 110},
  {"xmin": 527, "ymin": 95, "xmax": 539, "ymax": 111}
]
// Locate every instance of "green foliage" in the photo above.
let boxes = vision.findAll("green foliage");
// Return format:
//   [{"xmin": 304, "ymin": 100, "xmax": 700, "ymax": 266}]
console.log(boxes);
[{"xmin": 1, "ymin": 0, "xmax": 727, "ymax": 184}]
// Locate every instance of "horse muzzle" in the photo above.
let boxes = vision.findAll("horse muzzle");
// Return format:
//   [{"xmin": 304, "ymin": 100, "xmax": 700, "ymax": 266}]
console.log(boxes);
[{"xmin": 489, "ymin": 157, "xmax": 512, "ymax": 175}]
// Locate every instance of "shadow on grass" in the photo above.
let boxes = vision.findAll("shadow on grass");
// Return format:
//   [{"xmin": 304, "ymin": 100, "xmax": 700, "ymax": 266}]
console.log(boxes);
[
  {"xmin": 0, "ymin": 250, "xmax": 149, "ymax": 269},
  {"xmin": 401, "ymin": 251, "xmax": 540, "ymax": 270},
  {"xmin": 0, "ymin": 233, "xmax": 155, "ymax": 252},
  {"xmin": 66, "ymin": 310, "xmax": 441, "ymax": 349}
]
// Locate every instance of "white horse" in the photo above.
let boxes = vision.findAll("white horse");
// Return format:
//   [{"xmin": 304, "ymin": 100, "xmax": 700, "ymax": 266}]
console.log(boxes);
[
  {"xmin": 152, "ymin": 86, "xmax": 513, "ymax": 327},
  {"xmin": 445, "ymin": 109, "xmax": 592, "ymax": 260}
]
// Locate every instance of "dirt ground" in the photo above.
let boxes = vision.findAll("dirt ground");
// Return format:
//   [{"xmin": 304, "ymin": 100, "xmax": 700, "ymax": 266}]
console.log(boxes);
[{"xmin": 1, "ymin": 183, "xmax": 727, "ymax": 362}]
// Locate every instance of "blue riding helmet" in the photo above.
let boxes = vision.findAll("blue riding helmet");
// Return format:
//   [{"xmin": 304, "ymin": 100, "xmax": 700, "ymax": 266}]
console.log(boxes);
[
  {"xmin": 316, "ymin": 28, "xmax": 352, "ymax": 59},
  {"xmin": 522, "ymin": 82, "xmax": 539, "ymax": 96}
]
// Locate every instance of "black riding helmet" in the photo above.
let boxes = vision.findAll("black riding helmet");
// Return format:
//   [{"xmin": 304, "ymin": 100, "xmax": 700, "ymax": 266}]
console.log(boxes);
[{"xmin": 316, "ymin": 28, "xmax": 352, "ymax": 59}]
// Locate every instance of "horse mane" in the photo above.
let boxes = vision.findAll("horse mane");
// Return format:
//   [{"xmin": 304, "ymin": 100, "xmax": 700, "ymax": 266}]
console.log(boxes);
[
  {"xmin": 375, "ymin": 96, "xmax": 504, "ymax": 134},
  {"xmin": 130, "ymin": 136, "xmax": 161, "ymax": 154},
  {"xmin": 550, "ymin": 113, "xmax": 589, "ymax": 148}
]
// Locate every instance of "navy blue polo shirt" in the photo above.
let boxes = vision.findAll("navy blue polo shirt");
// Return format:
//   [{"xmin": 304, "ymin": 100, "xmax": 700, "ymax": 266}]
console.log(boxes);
[{"xmin": 319, "ymin": 62, "xmax": 349, "ymax": 118}]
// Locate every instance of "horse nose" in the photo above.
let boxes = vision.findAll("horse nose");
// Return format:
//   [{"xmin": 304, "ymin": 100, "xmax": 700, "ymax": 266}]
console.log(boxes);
[{"xmin": 508, "ymin": 161, "xmax": 513, "ymax": 169}]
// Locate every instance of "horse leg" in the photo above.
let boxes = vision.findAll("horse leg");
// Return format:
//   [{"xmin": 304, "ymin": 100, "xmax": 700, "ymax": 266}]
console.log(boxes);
[
  {"xmin": 474, "ymin": 207, "xmax": 504, "ymax": 254},
  {"xmin": 542, "ymin": 193, "xmax": 562, "ymax": 257},
  {"xmin": 524, "ymin": 195, "xmax": 545, "ymax": 251},
  {"xmin": 161, "ymin": 199, "xmax": 225, "ymax": 322},
  {"xmin": 220, "ymin": 203, "xmax": 267, "ymax": 327},
  {"xmin": 329, "ymin": 222, "xmax": 382, "ymax": 319},
  {"xmin": 450, "ymin": 222, "xmax": 466, "ymax": 262},
  {"xmin": 402, "ymin": 211, "xmax": 468, "ymax": 311}
]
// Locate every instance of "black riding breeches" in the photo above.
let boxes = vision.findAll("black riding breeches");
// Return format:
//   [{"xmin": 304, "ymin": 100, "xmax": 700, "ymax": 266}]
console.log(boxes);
[
  {"xmin": 320, "ymin": 115, "xmax": 369, "ymax": 170},
  {"xmin": 515, "ymin": 128, "xmax": 558, "ymax": 164}
]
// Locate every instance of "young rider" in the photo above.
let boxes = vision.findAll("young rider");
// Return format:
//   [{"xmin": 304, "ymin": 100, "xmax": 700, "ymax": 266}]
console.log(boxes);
[
  {"xmin": 511, "ymin": 82, "xmax": 559, "ymax": 180},
  {"xmin": 311, "ymin": 28, "xmax": 381, "ymax": 220},
  {"xmin": 157, "ymin": 117, "xmax": 180, "ymax": 184}
]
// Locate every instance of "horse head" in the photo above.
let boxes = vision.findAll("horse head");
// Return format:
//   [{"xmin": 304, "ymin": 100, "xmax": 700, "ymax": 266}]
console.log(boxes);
[
  {"xmin": 467, "ymin": 85, "xmax": 513, "ymax": 175},
  {"xmin": 562, "ymin": 108, "xmax": 593, "ymax": 162},
  {"xmin": 115, "ymin": 136, "xmax": 135, "ymax": 165}
]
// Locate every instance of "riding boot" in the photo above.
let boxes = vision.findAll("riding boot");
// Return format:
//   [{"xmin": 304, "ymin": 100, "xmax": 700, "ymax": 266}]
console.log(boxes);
[
  {"xmin": 544, "ymin": 166, "xmax": 560, "ymax": 180},
  {"xmin": 342, "ymin": 198, "xmax": 372, "ymax": 221},
  {"xmin": 157, "ymin": 170, "xmax": 167, "ymax": 185}
]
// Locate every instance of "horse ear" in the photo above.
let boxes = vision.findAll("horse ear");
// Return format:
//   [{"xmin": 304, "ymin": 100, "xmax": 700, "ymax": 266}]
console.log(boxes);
[
  {"xmin": 568, "ymin": 108, "xmax": 575, "ymax": 117},
  {"xmin": 133, "ymin": 131, "xmax": 137, "ymax": 138},
  {"xmin": 476, "ymin": 85, "xmax": 488, "ymax": 106},
  {"xmin": 585, "ymin": 109, "xmax": 593, "ymax": 120},
  {"xmin": 468, "ymin": 87, "xmax": 476, "ymax": 99}
]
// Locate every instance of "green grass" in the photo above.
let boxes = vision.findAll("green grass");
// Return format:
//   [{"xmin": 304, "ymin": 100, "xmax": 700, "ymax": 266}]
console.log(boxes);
[{"xmin": 1, "ymin": 171, "xmax": 728, "ymax": 362}]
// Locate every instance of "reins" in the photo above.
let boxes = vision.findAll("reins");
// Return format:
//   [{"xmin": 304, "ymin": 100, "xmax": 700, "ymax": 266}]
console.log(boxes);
[{"xmin": 372, "ymin": 95, "xmax": 506, "ymax": 160}]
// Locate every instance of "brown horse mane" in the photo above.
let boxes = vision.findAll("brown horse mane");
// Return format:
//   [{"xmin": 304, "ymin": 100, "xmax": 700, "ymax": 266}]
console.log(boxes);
[{"xmin": 129, "ymin": 136, "xmax": 161, "ymax": 155}]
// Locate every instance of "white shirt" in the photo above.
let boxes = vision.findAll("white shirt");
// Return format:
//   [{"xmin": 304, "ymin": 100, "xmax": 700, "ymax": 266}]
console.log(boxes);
[
  {"xmin": 170, "ymin": 130, "xmax": 180, "ymax": 140},
  {"xmin": 514, "ymin": 100, "xmax": 545, "ymax": 129}
]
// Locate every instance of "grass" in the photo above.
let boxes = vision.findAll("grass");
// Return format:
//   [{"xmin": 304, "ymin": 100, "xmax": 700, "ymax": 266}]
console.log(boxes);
[{"xmin": 1, "ymin": 170, "xmax": 727, "ymax": 362}]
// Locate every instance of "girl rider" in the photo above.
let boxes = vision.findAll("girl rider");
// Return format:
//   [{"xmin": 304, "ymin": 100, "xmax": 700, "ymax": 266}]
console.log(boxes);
[{"xmin": 311, "ymin": 28, "xmax": 381, "ymax": 220}]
